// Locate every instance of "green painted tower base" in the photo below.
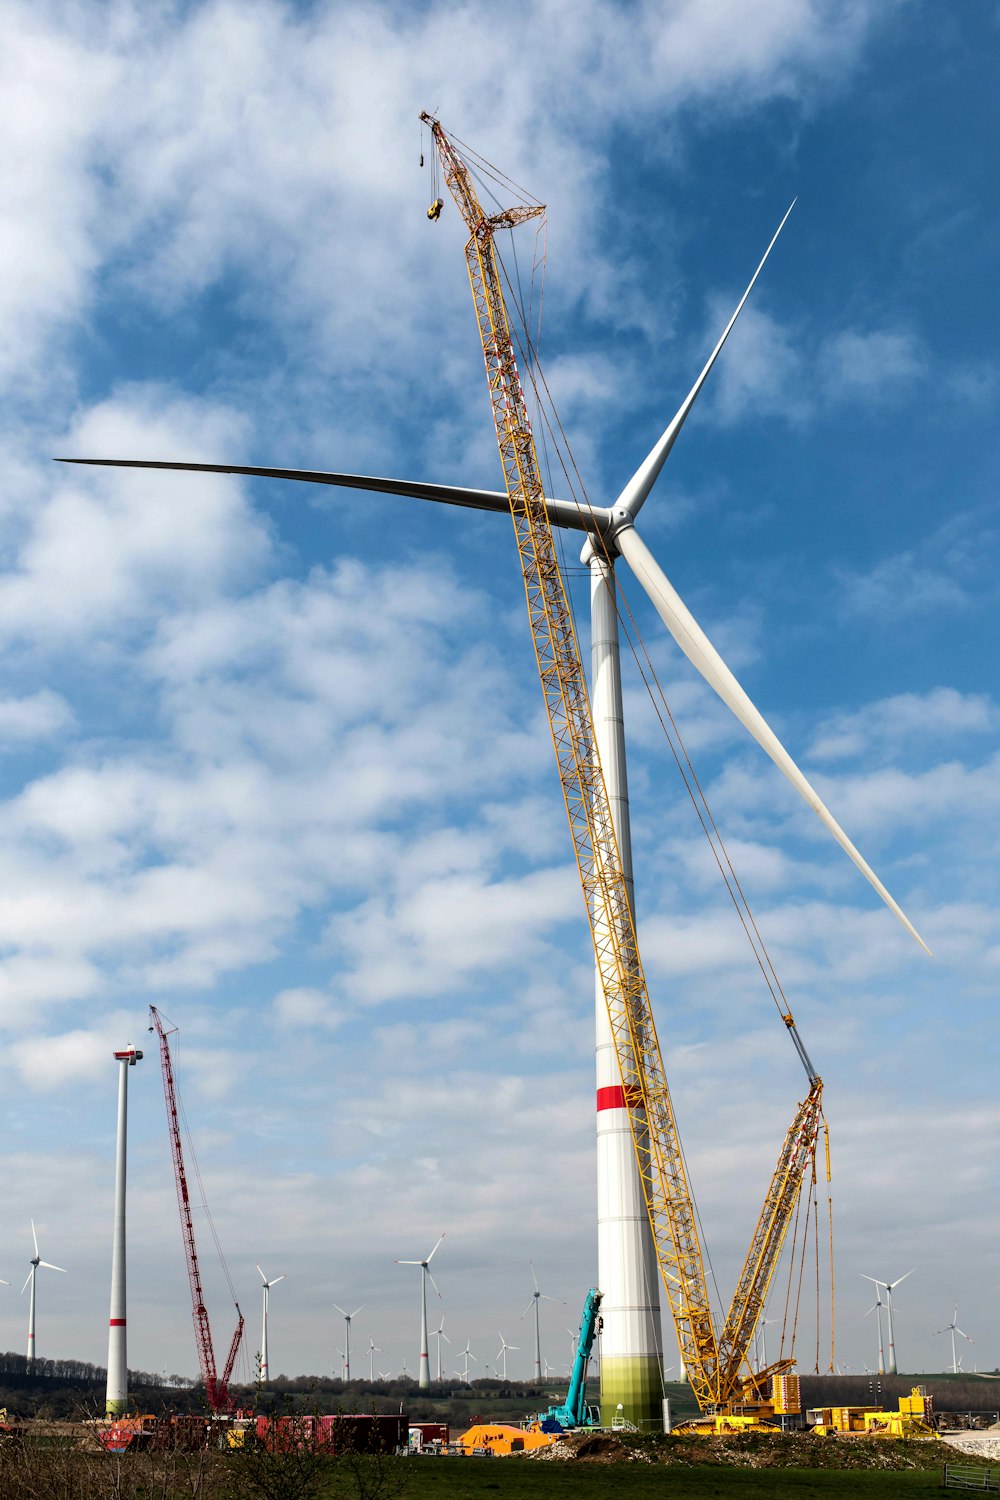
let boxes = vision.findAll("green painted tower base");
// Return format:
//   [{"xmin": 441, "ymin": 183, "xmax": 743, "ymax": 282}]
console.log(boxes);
[
  {"xmin": 105, "ymin": 1397, "xmax": 126, "ymax": 1416},
  {"xmin": 599, "ymin": 1354, "xmax": 663, "ymax": 1431}
]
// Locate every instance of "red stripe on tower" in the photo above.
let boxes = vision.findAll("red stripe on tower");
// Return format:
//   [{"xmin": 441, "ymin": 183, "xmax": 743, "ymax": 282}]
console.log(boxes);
[
  {"xmin": 109, "ymin": 1318, "xmax": 126, "ymax": 1327},
  {"xmin": 596, "ymin": 1084, "xmax": 644, "ymax": 1112}
]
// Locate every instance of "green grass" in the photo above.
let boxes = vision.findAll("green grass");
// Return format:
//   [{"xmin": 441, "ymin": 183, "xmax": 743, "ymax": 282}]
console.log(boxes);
[{"xmin": 325, "ymin": 1457, "xmax": 954, "ymax": 1498}]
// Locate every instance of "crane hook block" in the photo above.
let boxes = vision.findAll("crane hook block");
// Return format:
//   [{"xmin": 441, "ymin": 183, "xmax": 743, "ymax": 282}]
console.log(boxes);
[{"xmin": 427, "ymin": 198, "xmax": 444, "ymax": 221}]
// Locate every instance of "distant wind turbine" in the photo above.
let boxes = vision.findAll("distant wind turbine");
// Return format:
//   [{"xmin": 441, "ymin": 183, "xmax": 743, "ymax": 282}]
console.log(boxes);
[
  {"xmin": 496, "ymin": 1332, "xmax": 519, "ymax": 1381},
  {"xmin": 861, "ymin": 1270, "xmax": 913, "ymax": 1375},
  {"xmin": 257, "ymin": 1265, "xmax": 285, "ymax": 1385},
  {"xmin": 395, "ymin": 1234, "xmax": 444, "ymax": 1390},
  {"xmin": 934, "ymin": 1307, "xmax": 973, "ymax": 1374},
  {"xmin": 864, "ymin": 1289, "xmax": 886, "ymax": 1376},
  {"xmin": 521, "ymin": 1263, "xmax": 562, "ymax": 1380},
  {"xmin": 368, "ymin": 1337, "xmax": 383, "ymax": 1382},
  {"xmin": 332, "ymin": 1300, "xmax": 366, "ymax": 1382},
  {"xmin": 22, "ymin": 1220, "xmax": 66, "ymax": 1367},
  {"xmin": 431, "ymin": 1316, "xmax": 450, "ymax": 1382},
  {"xmin": 457, "ymin": 1340, "xmax": 477, "ymax": 1384}
]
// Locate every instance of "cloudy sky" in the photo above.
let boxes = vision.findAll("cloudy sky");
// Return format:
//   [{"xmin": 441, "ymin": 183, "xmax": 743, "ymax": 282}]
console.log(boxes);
[{"xmin": 0, "ymin": 0, "xmax": 996, "ymax": 1390}]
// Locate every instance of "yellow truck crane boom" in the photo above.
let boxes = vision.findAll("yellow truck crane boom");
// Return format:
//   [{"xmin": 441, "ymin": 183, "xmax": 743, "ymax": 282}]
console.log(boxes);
[{"xmin": 421, "ymin": 112, "xmax": 824, "ymax": 1414}]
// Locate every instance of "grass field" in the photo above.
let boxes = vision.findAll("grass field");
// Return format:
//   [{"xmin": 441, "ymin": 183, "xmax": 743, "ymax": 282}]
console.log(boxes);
[{"xmin": 338, "ymin": 1457, "xmax": 955, "ymax": 1499}]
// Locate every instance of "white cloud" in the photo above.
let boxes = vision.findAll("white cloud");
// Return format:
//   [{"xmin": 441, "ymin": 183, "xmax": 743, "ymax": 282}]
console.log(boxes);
[
  {"xmin": 0, "ymin": 689, "xmax": 74, "ymax": 742},
  {"xmin": 818, "ymin": 327, "xmax": 927, "ymax": 400},
  {"xmin": 810, "ymin": 688, "xmax": 1000, "ymax": 762}
]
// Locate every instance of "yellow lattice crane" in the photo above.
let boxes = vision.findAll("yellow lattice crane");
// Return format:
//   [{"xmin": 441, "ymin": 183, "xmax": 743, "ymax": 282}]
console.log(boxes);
[{"xmin": 420, "ymin": 113, "xmax": 835, "ymax": 1416}]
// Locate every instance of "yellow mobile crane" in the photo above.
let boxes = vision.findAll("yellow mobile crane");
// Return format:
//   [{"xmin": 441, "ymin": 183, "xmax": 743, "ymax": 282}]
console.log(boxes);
[{"xmin": 420, "ymin": 113, "xmax": 826, "ymax": 1418}]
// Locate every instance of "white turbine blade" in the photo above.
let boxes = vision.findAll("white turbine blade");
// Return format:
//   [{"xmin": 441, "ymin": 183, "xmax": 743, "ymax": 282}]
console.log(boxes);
[
  {"xmin": 932, "ymin": 1325, "xmax": 949, "ymax": 1336},
  {"xmin": 427, "ymin": 1269, "xmax": 442, "ymax": 1299},
  {"xmin": 530, "ymin": 1261, "xmax": 540, "ymax": 1293},
  {"xmin": 441, "ymin": 1330, "xmax": 451, "ymax": 1345},
  {"xmin": 519, "ymin": 1299, "xmax": 535, "ymax": 1320},
  {"xmin": 956, "ymin": 1327, "xmax": 973, "ymax": 1342},
  {"xmin": 350, "ymin": 1304, "xmax": 366, "ymax": 1319},
  {"xmin": 257, "ymin": 1264, "xmax": 268, "ymax": 1284},
  {"xmin": 332, "ymin": 1302, "xmax": 347, "ymax": 1316},
  {"xmin": 20, "ymin": 1271, "xmax": 33, "ymax": 1296},
  {"xmin": 56, "ymin": 459, "xmax": 609, "ymax": 538},
  {"xmin": 541, "ymin": 1294, "xmax": 563, "ymax": 1304},
  {"xmin": 0, "ymin": 1278, "xmax": 9, "ymax": 1286},
  {"xmin": 269, "ymin": 1275, "xmax": 286, "ymax": 1288},
  {"xmin": 395, "ymin": 1259, "xmax": 421, "ymax": 1266},
  {"xmin": 508, "ymin": 1344, "xmax": 520, "ymax": 1352},
  {"xmin": 615, "ymin": 201, "xmax": 796, "ymax": 523},
  {"xmin": 864, "ymin": 1303, "xmax": 882, "ymax": 1319},
  {"xmin": 30, "ymin": 1220, "xmax": 39, "ymax": 1258},
  {"xmin": 859, "ymin": 1274, "xmax": 886, "ymax": 1288},
  {"xmin": 890, "ymin": 1269, "xmax": 916, "ymax": 1290},
  {"xmin": 40, "ymin": 1262, "xmax": 67, "ymax": 1274},
  {"xmin": 426, "ymin": 1233, "xmax": 445, "ymax": 1264},
  {"xmin": 616, "ymin": 524, "xmax": 931, "ymax": 954}
]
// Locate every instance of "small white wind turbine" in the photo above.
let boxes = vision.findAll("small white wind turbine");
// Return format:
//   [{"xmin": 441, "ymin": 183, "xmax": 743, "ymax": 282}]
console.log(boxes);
[
  {"xmin": 368, "ymin": 1337, "xmax": 383, "ymax": 1382},
  {"xmin": 860, "ymin": 1270, "xmax": 913, "ymax": 1375},
  {"xmin": 864, "ymin": 1288, "xmax": 886, "ymax": 1375},
  {"xmin": 257, "ymin": 1264, "xmax": 285, "ymax": 1385},
  {"xmin": 431, "ymin": 1315, "xmax": 450, "ymax": 1382},
  {"xmin": 521, "ymin": 1263, "xmax": 562, "ymax": 1380},
  {"xmin": 332, "ymin": 1300, "xmax": 366, "ymax": 1382},
  {"xmin": 22, "ymin": 1220, "xmax": 66, "ymax": 1366},
  {"xmin": 934, "ymin": 1307, "xmax": 973, "ymax": 1374},
  {"xmin": 395, "ymin": 1233, "xmax": 444, "ymax": 1390},
  {"xmin": 457, "ymin": 1340, "xmax": 477, "ymax": 1384},
  {"xmin": 754, "ymin": 1316, "xmax": 781, "ymax": 1372},
  {"xmin": 496, "ymin": 1331, "xmax": 519, "ymax": 1381}
]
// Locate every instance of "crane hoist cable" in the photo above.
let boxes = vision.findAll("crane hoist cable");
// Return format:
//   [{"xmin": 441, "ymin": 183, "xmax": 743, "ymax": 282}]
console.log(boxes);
[{"xmin": 421, "ymin": 113, "xmax": 830, "ymax": 1412}]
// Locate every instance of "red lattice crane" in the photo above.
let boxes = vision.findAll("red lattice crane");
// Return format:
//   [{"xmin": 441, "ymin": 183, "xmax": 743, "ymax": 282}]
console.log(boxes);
[{"xmin": 149, "ymin": 1006, "xmax": 244, "ymax": 1411}]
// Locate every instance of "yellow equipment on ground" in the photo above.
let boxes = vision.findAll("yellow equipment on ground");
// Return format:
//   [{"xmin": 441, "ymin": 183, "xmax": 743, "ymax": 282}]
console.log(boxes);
[
  {"xmin": 457, "ymin": 1423, "xmax": 556, "ymax": 1456},
  {"xmin": 809, "ymin": 1386, "xmax": 937, "ymax": 1438}
]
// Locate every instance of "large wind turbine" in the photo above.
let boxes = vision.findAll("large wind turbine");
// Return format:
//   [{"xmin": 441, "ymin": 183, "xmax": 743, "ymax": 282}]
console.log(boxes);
[
  {"xmin": 332, "ymin": 1299, "xmax": 366, "ymax": 1382},
  {"xmin": 61, "ymin": 202, "xmax": 929, "ymax": 1429},
  {"xmin": 22, "ymin": 1220, "xmax": 67, "ymax": 1367},
  {"xmin": 257, "ymin": 1265, "xmax": 285, "ymax": 1384},
  {"xmin": 521, "ymin": 1263, "xmax": 561, "ymax": 1381},
  {"xmin": 861, "ymin": 1270, "xmax": 913, "ymax": 1376},
  {"xmin": 395, "ymin": 1234, "xmax": 443, "ymax": 1390}
]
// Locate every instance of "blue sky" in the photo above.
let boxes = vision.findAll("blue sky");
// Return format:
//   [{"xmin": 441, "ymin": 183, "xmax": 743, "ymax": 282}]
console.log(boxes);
[{"xmin": 0, "ymin": 0, "xmax": 996, "ymax": 1389}]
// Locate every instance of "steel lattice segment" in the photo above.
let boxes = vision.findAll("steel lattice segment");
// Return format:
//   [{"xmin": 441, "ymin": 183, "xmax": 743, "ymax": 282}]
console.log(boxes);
[
  {"xmin": 427, "ymin": 117, "xmax": 722, "ymax": 1410},
  {"xmin": 715, "ymin": 1082, "xmax": 824, "ymax": 1400}
]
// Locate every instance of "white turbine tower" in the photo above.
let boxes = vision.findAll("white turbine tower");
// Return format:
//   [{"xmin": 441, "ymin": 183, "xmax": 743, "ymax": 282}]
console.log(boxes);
[
  {"xmin": 431, "ymin": 1316, "xmax": 450, "ymax": 1382},
  {"xmin": 395, "ymin": 1234, "xmax": 443, "ymax": 1390},
  {"xmin": 521, "ymin": 1263, "xmax": 562, "ymax": 1381},
  {"xmin": 22, "ymin": 1220, "xmax": 66, "ymax": 1367},
  {"xmin": 861, "ymin": 1270, "xmax": 913, "ymax": 1376},
  {"xmin": 107, "ymin": 1044, "xmax": 142, "ymax": 1415},
  {"xmin": 368, "ymin": 1337, "xmax": 383, "ymax": 1382},
  {"xmin": 332, "ymin": 1300, "xmax": 366, "ymax": 1383},
  {"xmin": 65, "ymin": 194, "xmax": 930, "ymax": 1430},
  {"xmin": 864, "ymin": 1288, "xmax": 887, "ymax": 1375},
  {"xmin": 257, "ymin": 1265, "xmax": 285, "ymax": 1384},
  {"xmin": 496, "ymin": 1332, "xmax": 519, "ymax": 1380},
  {"xmin": 935, "ymin": 1307, "xmax": 973, "ymax": 1373}
]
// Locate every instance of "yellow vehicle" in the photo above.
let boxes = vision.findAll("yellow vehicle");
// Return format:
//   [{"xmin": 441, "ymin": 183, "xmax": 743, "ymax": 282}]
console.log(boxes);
[
  {"xmin": 456, "ymin": 1423, "xmax": 556, "ymax": 1456},
  {"xmin": 809, "ymin": 1387, "xmax": 937, "ymax": 1438}
]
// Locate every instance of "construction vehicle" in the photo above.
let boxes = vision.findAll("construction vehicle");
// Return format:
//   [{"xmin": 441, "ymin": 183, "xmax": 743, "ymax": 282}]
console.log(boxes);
[
  {"xmin": 420, "ymin": 113, "xmax": 828, "ymax": 1422},
  {"xmin": 149, "ymin": 1007, "xmax": 244, "ymax": 1413},
  {"xmin": 531, "ymin": 1289, "xmax": 603, "ymax": 1432},
  {"xmin": 809, "ymin": 1387, "xmax": 937, "ymax": 1439}
]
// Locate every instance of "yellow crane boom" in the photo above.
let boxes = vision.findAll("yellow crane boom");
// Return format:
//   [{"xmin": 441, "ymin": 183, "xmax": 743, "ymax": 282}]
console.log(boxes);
[{"xmin": 422, "ymin": 114, "xmax": 826, "ymax": 1412}]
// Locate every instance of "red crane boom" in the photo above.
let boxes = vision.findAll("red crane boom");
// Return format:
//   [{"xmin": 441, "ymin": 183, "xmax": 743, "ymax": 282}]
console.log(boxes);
[{"xmin": 149, "ymin": 1006, "xmax": 244, "ymax": 1411}]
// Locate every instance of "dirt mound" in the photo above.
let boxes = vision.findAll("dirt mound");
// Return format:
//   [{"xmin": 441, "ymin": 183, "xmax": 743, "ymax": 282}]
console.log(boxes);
[{"xmin": 525, "ymin": 1430, "xmax": 649, "ymax": 1463}]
